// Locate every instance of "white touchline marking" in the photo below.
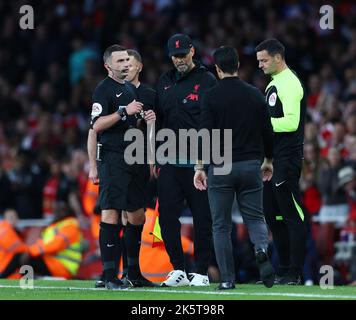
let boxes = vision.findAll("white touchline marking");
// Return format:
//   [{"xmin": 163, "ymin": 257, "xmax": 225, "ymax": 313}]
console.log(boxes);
[{"xmin": 0, "ymin": 285, "xmax": 355, "ymax": 299}]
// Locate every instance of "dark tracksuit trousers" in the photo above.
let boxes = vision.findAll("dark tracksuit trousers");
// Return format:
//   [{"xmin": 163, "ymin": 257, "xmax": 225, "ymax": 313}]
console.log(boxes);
[
  {"xmin": 263, "ymin": 157, "xmax": 307, "ymax": 277},
  {"xmin": 157, "ymin": 164, "xmax": 212, "ymax": 274}
]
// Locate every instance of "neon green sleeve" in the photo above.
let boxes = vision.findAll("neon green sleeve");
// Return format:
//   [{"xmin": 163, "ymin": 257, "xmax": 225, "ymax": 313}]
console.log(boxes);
[{"xmin": 271, "ymin": 80, "xmax": 303, "ymax": 132}]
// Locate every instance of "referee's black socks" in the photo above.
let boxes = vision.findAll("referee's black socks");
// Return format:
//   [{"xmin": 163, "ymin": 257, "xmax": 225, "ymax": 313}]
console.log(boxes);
[
  {"xmin": 125, "ymin": 222, "xmax": 144, "ymax": 279},
  {"xmin": 99, "ymin": 222, "xmax": 122, "ymax": 281}
]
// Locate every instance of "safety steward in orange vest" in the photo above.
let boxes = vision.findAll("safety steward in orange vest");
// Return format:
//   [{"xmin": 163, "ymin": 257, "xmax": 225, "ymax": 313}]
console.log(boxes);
[
  {"xmin": 0, "ymin": 209, "xmax": 27, "ymax": 278},
  {"xmin": 2, "ymin": 202, "xmax": 83, "ymax": 279},
  {"xmin": 29, "ymin": 201, "xmax": 83, "ymax": 278},
  {"xmin": 138, "ymin": 207, "xmax": 194, "ymax": 282}
]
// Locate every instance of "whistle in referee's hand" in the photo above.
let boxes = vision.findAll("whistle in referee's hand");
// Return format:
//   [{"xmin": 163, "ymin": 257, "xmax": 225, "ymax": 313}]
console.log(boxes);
[
  {"xmin": 135, "ymin": 108, "xmax": 145, "ymax": 120},
  {"xmin": 96, "ymin": 143, "xmax": 102, "ymax": 161}
]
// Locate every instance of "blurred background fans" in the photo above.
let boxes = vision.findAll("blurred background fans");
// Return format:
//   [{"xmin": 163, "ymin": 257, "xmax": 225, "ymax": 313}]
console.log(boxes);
[{"xmin": 0, "ymin": 0, "xmax": 355, "ymax": 285}]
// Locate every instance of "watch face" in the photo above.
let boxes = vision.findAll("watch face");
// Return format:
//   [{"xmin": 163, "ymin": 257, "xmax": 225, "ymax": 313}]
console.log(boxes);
[{"xmin": 118, "ymin": 106, "xmax": 127, "ymax": 121}]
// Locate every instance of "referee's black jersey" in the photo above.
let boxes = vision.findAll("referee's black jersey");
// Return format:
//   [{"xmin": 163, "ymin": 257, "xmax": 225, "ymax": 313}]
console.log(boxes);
[{"xmin": 90, "ymin": 77, "xmax": 137, "ymax": 153}]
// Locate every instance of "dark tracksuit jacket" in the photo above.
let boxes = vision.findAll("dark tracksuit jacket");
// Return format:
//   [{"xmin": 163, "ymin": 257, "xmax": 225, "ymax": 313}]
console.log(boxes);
[{"xmin": 155, "ymin": 62, "xmax": 217, "ymax": 165}]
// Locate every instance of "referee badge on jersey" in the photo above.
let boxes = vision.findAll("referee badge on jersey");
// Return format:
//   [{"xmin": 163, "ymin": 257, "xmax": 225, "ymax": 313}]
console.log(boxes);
[
  {"xmin": 91, "ymin": 103, "xmax": 103, "ymax": 121},
  {"xmin": 268, "ymin": 92, "xmax": 277, "ymax": 106},
  {"xmin": 91, "ymin": 103, "xmax": 102, "ymax": 116}
]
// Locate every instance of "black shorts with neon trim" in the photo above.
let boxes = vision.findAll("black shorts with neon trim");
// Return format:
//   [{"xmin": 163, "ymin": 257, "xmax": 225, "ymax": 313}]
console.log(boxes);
[
  {"xmin": 263, "ymin": 156, "xmax": 303, "ymax": 220},
  {"xmin": 97, "ymin": 150, "xmax": 150, "ymax": 212}
]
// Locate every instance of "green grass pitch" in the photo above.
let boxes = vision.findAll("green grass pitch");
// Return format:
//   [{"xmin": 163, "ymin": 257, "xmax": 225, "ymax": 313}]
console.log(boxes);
[{"xmin": 0, "ymin": 279, "xmax": 355, "ymax": 300}]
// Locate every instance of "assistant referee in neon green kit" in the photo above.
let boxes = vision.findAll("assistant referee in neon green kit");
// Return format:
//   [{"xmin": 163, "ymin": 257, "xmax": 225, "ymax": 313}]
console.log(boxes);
[{"xmin": 256, "ymin": 39, "xmax": 307, "ymax": 285}]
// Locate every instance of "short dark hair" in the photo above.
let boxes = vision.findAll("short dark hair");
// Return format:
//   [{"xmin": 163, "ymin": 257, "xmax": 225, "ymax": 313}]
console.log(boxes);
[
  {"xmin": 127, "ymin": 49, "xmax": 142, "ymax": 64},
  {"xmin": 213, "ymin": 46, "xmax": 239, "ymax": 74},
  {"xmin": 255, "ymin": 38, "xmax": 285, "ymax": 59},
  {"xmin": 103, "ymin": 44, "xmax": 126, "ymax": 64}
]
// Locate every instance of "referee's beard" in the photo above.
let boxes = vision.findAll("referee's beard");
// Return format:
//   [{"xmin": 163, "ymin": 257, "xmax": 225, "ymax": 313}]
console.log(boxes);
[{"xmin": 109, "ymin": 68, "xmax": 128, "ymax": 83}]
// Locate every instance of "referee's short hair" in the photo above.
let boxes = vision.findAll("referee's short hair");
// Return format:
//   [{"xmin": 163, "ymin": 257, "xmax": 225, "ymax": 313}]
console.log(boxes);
[
  {"xmin": 103, "ymin": 44, "xmax": 126, "ymax": 64},
  {"xmin": 127, "ymin": 49, "xmax": 142, "ymax": 64},
  {"xmin": 213, "ymin": 46, "xmax": 239, "ymax": 75},
  {"xmin": 255, "ymin": 39, "xmax": 285, "ymax": 59}
]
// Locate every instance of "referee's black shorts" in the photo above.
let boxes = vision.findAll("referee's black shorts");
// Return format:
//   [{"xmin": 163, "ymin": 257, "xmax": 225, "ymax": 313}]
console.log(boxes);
[
  {"xmin": 263, "ymin": 156, "xmax": 304, "ymax": 223},
  {"xmin": 97, "ymin": 150, "xmax": 150, "ymax": 212}
]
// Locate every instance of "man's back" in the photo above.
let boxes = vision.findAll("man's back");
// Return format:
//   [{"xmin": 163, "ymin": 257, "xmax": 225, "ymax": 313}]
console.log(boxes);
[{"xmin": 200, "ymin": 77, "xmax": 273, "ymax": 163}]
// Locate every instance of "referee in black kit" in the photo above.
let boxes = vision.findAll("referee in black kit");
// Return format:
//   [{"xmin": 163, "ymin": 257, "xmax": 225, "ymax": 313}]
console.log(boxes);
[
  {"xmin": 88, "ymin": 45, "xmax": 156, "ymax": 289},
  {"xmin": 194, "ymin": 46, "xmax": 275, "ymax": 289},
  {"xmin": 155, "ymin": 34, "xmax": 217, "ymax": 286}
]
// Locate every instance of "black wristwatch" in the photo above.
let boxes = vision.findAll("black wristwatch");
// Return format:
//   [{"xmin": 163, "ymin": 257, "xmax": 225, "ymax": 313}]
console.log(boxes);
[{"xmin": 117, "ymin": 106, "xmax": 128, "ymax": 121}]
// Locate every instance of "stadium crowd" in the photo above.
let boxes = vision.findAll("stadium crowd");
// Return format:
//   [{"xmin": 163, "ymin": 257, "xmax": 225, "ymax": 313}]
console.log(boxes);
[{"xmin": 0, "ymin": 0, "xmax": 355, "ymax": 284}]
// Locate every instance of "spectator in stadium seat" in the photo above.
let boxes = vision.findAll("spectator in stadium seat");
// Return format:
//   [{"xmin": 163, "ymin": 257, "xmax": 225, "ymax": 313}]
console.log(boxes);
[
  {"xmin": 337, "ymin": 166, "xmax": 356, "ymax": 285},
  {"xmin": 7, "ymin": 149, "xmax": 44, "ymax": 219},
  {"xmin": 300, "ymin": 142, "xmax": 322, "ymax": 216},
  {"xmin": 338, "ymin": 166, "xmax": 356, "ymax": 228},
  {"xmin": 317, "ymin": 147, "xmax": 349, "ymax": 265},
  {"xmin": 318, "ymin": 147, "xmax": 349, "ymax": 225}
]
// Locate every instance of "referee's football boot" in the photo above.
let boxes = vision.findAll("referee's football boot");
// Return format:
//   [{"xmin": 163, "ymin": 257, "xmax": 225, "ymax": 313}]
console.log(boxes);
[
  {"xmin": 95, "ymin": 274, "xmax": 106, "ymax": 288},
  {"xmin": 255, "ymin": 249, "xmax": 275, "ymax": 288},
  {"xmin": 105, "ymin": 277, "xmax": 131, "ymax": 290},
  {"xmin": 122, "ymin": 274, "xmax": 158, "ymax": 287}
]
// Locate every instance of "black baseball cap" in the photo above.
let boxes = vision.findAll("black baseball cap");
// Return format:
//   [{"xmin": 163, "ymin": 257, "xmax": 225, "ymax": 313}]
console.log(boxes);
[{"xmin": 167, "ymin": 34, "xmax": 193, "ymax": 57}]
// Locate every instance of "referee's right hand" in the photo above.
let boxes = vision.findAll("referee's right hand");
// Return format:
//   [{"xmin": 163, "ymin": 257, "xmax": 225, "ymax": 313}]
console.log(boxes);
[{"xmin": 126, "ymin": 100, "xmax": 143, "ymax": 115}]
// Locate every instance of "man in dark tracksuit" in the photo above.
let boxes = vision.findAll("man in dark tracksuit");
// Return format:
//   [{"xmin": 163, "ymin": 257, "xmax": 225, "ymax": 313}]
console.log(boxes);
[
  {"xmin": 194, "ymin": 46, "xmax": 275, "ymax": 290},
  {"xmin": 256, "ymin": 38, "xmax": 307, "ymax": 285},
  {"xmin": 155, "ymin": 34, "xmax": 217, "ymax": 286}
]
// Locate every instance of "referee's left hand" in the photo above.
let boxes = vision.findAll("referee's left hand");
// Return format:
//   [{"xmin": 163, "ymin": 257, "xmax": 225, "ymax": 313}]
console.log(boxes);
[{"xmin": 144, "ymin": 110, "xmax": 156, "ymax": 124}]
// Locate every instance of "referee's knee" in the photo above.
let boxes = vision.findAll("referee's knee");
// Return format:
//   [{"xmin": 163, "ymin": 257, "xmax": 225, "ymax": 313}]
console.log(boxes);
[
  {"xmin": 101, "ymin": 209, "xmax": 119, "ymax": 224},
  {"xmin": 126, "ymin": 208, "xmax": 146, "ymax": 225}
]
